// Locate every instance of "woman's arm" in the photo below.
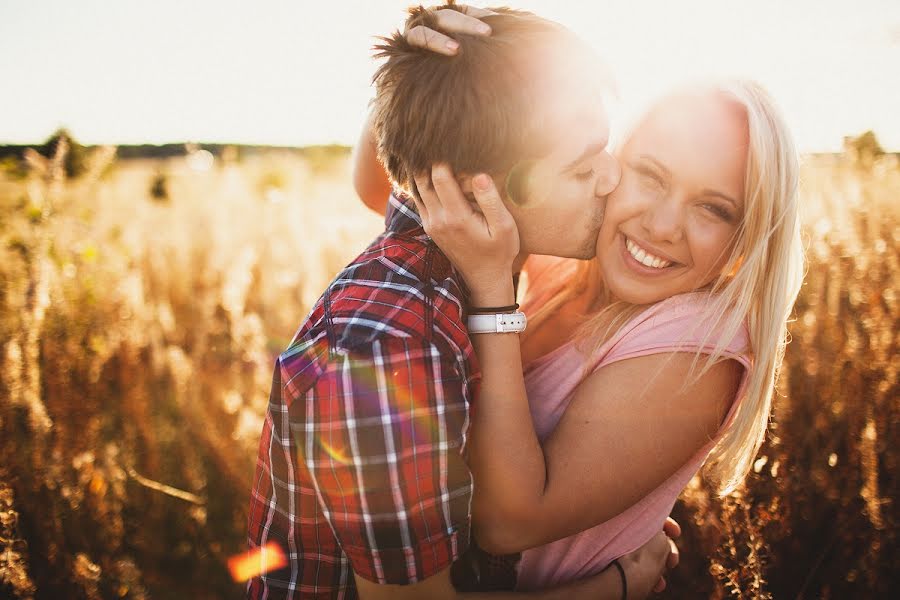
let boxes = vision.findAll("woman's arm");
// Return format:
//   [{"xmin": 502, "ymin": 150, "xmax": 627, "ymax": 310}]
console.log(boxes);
[
  {"xmin": 355, "ymin": 525, "xmax": 678, "ymax": 599},
  {"xmin": 470, "ymin": 334, "xmax": 740, "ymax": 554},
  {"xmin": 417, "ymin": 167, "xmax": 741, "ymax": 555},
  {"xmin": 351, "ymin": 109, "xmax": 393, "ymax": 216}
]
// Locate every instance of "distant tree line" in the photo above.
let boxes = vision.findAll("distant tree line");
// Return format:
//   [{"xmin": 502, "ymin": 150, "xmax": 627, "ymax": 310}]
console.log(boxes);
[
  {"xmin": 1, "ymin": 128, "xmax": 895, "ymax": 172},
  {"xmin": 0, "ymin": 128, "xmax": 351, "ymax": 170}
]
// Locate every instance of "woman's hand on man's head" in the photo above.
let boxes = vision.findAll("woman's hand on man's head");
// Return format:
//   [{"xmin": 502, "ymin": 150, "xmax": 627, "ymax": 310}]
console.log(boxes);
[
  {"xmin": 413, "ymin": 165, "xmax": 519, "ymax": 306},
  {"xmin": 404, "ymin": 4, "xmax": 495, "ymax": 55}
]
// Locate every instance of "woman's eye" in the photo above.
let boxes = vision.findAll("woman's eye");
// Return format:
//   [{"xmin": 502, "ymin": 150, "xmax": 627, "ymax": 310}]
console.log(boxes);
[
  {"xmin": 637, "ymin": 168, "xmax": 664, "ymax": 187},
  {"xmin": 703, "ymin": 203, "xmax": 734, "ymax": 222},
  {"xmin": 575, "ymin": 168, "xmax": 595, "ymax": 181}
]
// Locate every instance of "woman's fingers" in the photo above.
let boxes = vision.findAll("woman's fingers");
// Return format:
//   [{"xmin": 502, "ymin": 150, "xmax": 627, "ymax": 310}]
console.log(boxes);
[
  {"xmin": 411, "ymin": 195, "xmax": 428, "ymax": 223},
  {"xmin": 667, "ymin": 536, "xmax": 680, "ymax": 569},
  {"xmin": 406, "ymin": 25, "xmax": 461, "ymax": 56},
  {"xmin": 430, "ymin": 163, "xmax": 470, "ymax": 216},
  {"xmin": 405, "ymin": 7, "xmax": 494, "ymax": 56},
  {"xmin": 663, "ymin": 516, "xmax": 682, "ymax": 538},
  {"xmin": 471, "ymin": 173, "xmax": 513, "ymax": 236},
  {"xmin": 458, "ymin": 5, "xmax": 498, "ymax": 19},
  {"xmin": 412, "ymin": 173, "xmax": 435, "ymax": 222},
  {"xmin": 431, "ymin": 7, "xmax": 493, "ymax": 35}
]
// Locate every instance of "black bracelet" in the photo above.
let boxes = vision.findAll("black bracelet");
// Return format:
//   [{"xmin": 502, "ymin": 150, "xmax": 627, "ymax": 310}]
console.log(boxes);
[
  {"xmin": 468, "ymin": 303, "xmax": 520, "ymax": 314},
  {"xmin": 611, "ymin": 559, "xmax": 627, "ymax": 600}
]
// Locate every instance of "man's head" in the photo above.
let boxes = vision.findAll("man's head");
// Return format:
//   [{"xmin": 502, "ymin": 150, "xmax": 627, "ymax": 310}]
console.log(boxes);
[{"xmin": 371, "ymin": 4, "xmax": 619, "ymax": 259}]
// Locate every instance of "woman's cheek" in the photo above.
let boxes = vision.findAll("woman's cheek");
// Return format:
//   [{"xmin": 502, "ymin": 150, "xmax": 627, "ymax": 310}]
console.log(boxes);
[
  {"xmin": 699, "ymin": 218, "xmax": 737, "ymax": 256},
  {"xmin": 611, "ymin": 176, "xmax": 645, "ymax": 215},
  {"xmin": 694, "ymin": 225, "xmax": 734, "ymax": 280}
]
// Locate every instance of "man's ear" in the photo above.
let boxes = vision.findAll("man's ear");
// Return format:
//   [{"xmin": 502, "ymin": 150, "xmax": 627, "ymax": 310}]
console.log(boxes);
[{"xmin": 457, "ymin": 173, "xmax": 510, "ymax": 207}]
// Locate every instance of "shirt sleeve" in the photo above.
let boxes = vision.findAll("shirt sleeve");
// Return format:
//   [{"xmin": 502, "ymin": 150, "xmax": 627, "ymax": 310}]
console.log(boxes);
[
  {"xmin": 246, "ymin": 356, "xmax": 306, "ymax": 599},
  {"xmin": 291, "ymin": 336, "xmax": 473, "ymax": 585}
]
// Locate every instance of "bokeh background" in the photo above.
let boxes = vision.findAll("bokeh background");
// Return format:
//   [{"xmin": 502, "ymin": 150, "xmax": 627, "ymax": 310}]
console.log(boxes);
[{"xmin": 0, "ymin": 1, "xmax": 897, "ymax": 598}]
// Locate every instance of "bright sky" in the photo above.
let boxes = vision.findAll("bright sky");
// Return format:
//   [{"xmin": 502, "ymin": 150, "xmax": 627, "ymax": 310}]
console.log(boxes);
[{"xmin": 2, "ymin": 0, "xmax": 899, "ymax": 152}]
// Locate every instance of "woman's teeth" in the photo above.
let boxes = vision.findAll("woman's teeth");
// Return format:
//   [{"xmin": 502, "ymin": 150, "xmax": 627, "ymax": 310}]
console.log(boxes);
[{"xmin": 625, "ymin": 237, "xmax": 673, "ymax": 269}]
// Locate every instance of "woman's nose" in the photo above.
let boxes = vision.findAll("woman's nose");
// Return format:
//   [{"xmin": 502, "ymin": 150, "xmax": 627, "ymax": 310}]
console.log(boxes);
[
  {"xmin": 640, "ymin": 195, "xmax": 685, "ymax": 243},
  {"xmin": 595, "ymin": 152, "xmax": 621, "ymax": 197}
]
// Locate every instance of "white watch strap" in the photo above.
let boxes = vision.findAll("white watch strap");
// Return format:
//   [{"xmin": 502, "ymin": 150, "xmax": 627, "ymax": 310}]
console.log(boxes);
[{"xmin": 467, "ymin": 312, "xmax": 528, "ymax": 334}]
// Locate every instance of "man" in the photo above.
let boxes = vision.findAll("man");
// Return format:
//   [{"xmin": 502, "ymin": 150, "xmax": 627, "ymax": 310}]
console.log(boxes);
[{"xmin": 247, "ymin": 4, "xmax": 671, "ymax": 598}]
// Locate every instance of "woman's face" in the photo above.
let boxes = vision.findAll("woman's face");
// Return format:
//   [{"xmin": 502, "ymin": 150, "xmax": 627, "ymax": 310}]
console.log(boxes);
[{"xmin": 596, "ymin": 92, "xmax": 748, "ymax": 305}]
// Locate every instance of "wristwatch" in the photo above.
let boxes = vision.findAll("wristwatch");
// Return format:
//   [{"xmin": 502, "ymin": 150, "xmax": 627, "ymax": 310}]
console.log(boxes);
[{"xmin": 467, "ymin": 312, "xmax": 528, "ymax": 334}]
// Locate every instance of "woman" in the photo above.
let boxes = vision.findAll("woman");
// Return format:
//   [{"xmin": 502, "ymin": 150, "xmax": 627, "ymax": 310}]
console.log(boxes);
[{"xmin": 354, "ymin": 7, "xmax": 803, "ymax": 593}]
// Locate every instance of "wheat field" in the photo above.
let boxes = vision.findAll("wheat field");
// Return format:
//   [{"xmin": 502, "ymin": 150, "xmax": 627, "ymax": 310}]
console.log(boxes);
[{"xmin": 0, "ymin": 141, "xmax": 896, "ymax": 599}]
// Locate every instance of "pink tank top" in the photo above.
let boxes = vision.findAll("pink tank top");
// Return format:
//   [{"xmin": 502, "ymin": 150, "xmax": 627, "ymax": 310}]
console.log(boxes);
[{"xmin": 513, "ymin": 256, "xmax": 752, "ymax": 591}]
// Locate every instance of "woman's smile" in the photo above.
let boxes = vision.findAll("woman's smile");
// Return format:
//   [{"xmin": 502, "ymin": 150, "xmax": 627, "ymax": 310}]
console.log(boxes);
[{"xmin": 621, "ymin": 233, "xmax": 682, "ymax": 272}]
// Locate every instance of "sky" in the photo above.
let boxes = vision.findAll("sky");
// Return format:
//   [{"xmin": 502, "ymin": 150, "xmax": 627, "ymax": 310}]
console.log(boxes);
[{"xmin": 1, "ymin": 0, "xmax": 899, "ymax": 152}]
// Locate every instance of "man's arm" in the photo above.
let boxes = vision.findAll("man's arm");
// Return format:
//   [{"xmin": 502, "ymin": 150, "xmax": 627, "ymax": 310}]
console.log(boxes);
[
  {"xmin": 246, "ymin": 356, "xmax": 304, "ymax": 598},
  {"xmin": 298, "ymin": 336, "xmax": 473, "ymax": 584}
]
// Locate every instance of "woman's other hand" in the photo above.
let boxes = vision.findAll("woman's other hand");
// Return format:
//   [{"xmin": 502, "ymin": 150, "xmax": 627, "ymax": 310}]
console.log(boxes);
[
  {"xmin": 652, "ymin": 516, "xmax": 682, "ymax": 593},
  {"xmin": 404, "ymin": 4, "xmax": 495, "ymax": 55},
  {"xmin": 617, "ymin": 522, "xmax": 679, "ymax": 599},
  {"xmin": 414, "ymin": 165, "xmax": 519, "ymax": 306}
]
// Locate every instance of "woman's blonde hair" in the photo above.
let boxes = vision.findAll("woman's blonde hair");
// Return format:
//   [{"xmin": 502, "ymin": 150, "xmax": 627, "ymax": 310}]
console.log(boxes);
[{"xmin": 526, "ymin": 80, "xmax": 804, "ymax": 495}]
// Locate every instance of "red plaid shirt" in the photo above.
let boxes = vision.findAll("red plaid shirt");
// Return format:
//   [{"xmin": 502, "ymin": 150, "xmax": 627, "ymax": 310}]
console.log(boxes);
[{"xmin": 246, "ymin": 193, "xmax": 480, "ymax": 598}]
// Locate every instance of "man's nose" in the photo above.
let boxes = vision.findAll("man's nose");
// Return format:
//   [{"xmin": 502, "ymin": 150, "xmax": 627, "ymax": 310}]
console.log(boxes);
[{"xmin": 595, "ymin": 152, "xmax": 621, "ymax": 197}]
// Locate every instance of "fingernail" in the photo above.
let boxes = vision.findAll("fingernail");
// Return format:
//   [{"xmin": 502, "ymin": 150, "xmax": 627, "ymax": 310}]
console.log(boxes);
[
  {"xmin": 473, "ymin": 174, "xmax": 490, "ymax": 191},
  {"xmin": 446, "ymin": 40, "xmax": 459, "ymax": 51},
  {"xmin": 478, "ymin": 24, "xmax": 491, "ymax": 34}
]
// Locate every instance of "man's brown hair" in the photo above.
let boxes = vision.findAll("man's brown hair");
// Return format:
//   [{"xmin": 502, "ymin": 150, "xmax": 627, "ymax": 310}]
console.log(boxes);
[{"xmin": 371, "ymin": 3, "xmax": 603, "ymax": 201}]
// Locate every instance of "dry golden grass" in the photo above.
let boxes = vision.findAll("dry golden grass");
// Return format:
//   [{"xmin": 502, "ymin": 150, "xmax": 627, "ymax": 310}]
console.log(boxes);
[{"xmin": 0, "ymin": 146, "xmax": 896, "ymax": 598}]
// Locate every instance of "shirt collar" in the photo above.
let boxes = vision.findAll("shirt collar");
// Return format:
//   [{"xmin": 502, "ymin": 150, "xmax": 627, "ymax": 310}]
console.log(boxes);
[
  {"xmin": 384, "ymin": 189, "xmax": 476, "ymax": 299},
  {"xmin": 385, "ymin": 190, "xmax": 424, "ymax": 234}
]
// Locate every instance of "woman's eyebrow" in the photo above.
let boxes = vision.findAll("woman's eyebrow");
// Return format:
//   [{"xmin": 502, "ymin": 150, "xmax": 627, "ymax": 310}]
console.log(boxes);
[{"xmin": 637, "ymin": 154, "xmax": 671, "ymax": 176}]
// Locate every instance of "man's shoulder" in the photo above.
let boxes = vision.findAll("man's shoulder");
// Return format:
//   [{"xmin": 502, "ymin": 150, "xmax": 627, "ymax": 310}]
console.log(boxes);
[
  {"xmin": 328, "ymin": 230, "xmax": 462, "ymax": 331},
  {"xmin": 278, "ymin": 231, "xmax": 469, "ymax": 391},
  {"xmin": 336, "ymin": 229, "xmax": 437, "ymax": 303}
]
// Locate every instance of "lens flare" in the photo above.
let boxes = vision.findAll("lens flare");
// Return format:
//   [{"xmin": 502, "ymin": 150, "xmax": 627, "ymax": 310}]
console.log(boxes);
[
  {"xmin": 290, "ymin": 343, "xmax": 455, "ymax": 499},
  {"xmin": 318, "ymin": 437, "xmax": 351, "ymax": 465},
  {"xmin": 227, "ymin": 541, "xmax": 287, "ymax": 582}
]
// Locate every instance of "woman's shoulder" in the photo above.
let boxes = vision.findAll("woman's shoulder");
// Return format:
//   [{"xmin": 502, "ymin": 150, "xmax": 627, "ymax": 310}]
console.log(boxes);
[
  {"xmin": 600, "ymin": 292, "xmax": 751, "ymax": 366},
  {"xmin": 519, "ymin": 255, "xmax": 582, "ymax": 311},
  {"xmin": 520, "ymin": 255, "xmax": 580, "ymax": 286}
]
